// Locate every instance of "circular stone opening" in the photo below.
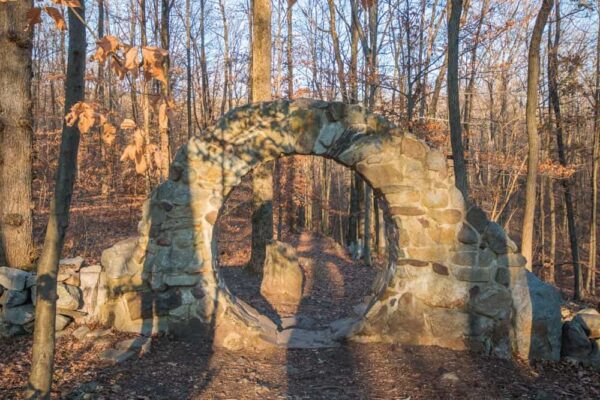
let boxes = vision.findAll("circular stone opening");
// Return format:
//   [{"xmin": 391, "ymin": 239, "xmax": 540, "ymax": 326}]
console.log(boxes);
[{"xmin": 214, "ymin": 155, "xmax": 394, "ymax": 332}]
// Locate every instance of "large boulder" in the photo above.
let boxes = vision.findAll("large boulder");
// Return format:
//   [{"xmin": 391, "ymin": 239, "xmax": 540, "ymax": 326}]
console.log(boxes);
[
  {"xmin": 511, "ymin": 270, "xmax": 562, "ymax": 360},
  {"xmin": 3, "ymin": 303, "xmax": 35, "ymax": 325},
  {"xmin": 57, "ymin": 283, "xmax": 83, "ymax": 310},
  {"xmin": 562, "ymin": 320, "xmax": 593, "ymax": 358},
  {"xmin": 101, "ymin": 237, "xmax": 139, "ymax": 280},
  {"xmin": 573, "ymin": 311, "xmax": 600, "ymax": 339},
  {"xmin": 0, "ymin": 266, "xmax": 30, "ymax": 291},
  {"xmin": 260, "ymin": 241, "xmax": 304, "ymax": 304},
  {"xmin": 0, "ymin": 289, "xmax": 29, "ymax": 308}
]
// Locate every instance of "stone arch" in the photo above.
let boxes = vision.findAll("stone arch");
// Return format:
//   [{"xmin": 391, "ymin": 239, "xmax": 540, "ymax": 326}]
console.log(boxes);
[{"xmin": 99, "ymin": 99, "xmax": 562, "ymax": 360}]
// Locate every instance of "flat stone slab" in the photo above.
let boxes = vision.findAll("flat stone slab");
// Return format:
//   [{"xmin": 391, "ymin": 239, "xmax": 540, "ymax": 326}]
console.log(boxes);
[
  {"xmin": 276, "ymin": 328, "xmax": 339, "ymax": 349},
  {"xmin": 99, "ymin": 348, "xmax": 135, "ymax": 364}
]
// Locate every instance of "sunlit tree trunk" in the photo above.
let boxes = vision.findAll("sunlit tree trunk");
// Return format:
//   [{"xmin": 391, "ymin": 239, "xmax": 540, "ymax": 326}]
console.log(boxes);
[
  {"xmin": 248, "ymin": 0, "xmax": 273, "ymax": 275},
  {"xmin": 0, "ymin": 0, "xmax": 35, "ymax": 270},
  {"xmin": 27, "ymin": 2, "xmax": 87, "ymax": 397},
  {"xmin": 447, "ymin": 0, "xmax": 469, "ymax": 199},
  {"xmin": 522, "ymin": 0, "xmax": 552, "ymax": 271}
]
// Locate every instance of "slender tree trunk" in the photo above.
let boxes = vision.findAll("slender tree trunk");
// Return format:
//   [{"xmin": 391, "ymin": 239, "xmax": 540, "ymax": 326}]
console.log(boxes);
[
  {"xmin": 522, "ymin": 0, "xmax": 553, "ymax": 271},
  {"xmin": 219, "ymin": 0, "xmax": 231, "ymax": 116},
  {"xmin": 327, "ymin": 0, "xmax": 348, "ymax": 102},
  {"xmin": 27, "ymin": 2, "xmax": 87, "ymax": 397},
  {"xmin": 286, "ymin": 0, "xmax": 294, "ymax": 98},
  {"xmin": 549, "ymin": 177, "xmax": 557, "ymax": 283},
  {"xmin": 548, "ymin": 0, "xmax": 582, "ymax": 300},
  {"xmin": 199, "ymin": 0, "xmax": 211, "ymax": 127},
  {"xmin": 186, "ymin": 0, "xmax": 193, "ymax": 136},
  {"xmin": 587, "ymin": 6, "xmax": 600, "ymax": 294},
  {"xmin": 447, "ymin": 0, "xmax": 469, "ymax": 199},
  {"xmin": 248, "ymin": 0, "xmax": 273, "ymax": 275},
  {"xmin": 0, "ymin": 0, "xmax": 35, "ymax": 269},
  {"xmin": 159, "ymin": 0, "xmax": 171, "ymax": 180}
]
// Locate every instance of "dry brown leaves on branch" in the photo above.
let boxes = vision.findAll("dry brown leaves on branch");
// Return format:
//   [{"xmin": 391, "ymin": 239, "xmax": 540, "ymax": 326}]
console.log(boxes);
[
  {"xmin": 539, "ymin": 159, "xmax": 578, "ymax": 179},
  {"xmin": 91, "ymin": 35, "xmax": 120, "ymax": 64},
  {"xmin": 52, "ymin": 0, "xmax": 81, "ymax": 7},
  {"xmin": 25, "ymin": 7, "xmax": 42, "ymax": 30},
  {"xmin": 44, "ymin": 6, "xmax": 66, "ymax": 31},
  {"xmin": 141, "ymin": 46, "xmax": 169, "ymax": 84},
  {"xmin": 65, "ymin": 102, "xmax": 112, "ymax": 135},
  {"xmin": 120, "ymin": 129, "xmax": 162, "ymax": 175}
]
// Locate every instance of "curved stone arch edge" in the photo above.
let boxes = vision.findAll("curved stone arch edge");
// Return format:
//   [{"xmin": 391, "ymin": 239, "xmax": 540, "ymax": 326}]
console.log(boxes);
[{"xmin": 95, "ymin": 99, "xmax": 562, "ymax": 360}]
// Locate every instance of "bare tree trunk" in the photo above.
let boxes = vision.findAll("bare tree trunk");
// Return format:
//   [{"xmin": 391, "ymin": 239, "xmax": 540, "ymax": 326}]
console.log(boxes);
[
  {"xmin": 447, "ymin": 0, "xmax": 469, "ymax": 199},
  {"xmin": 327, "ymin": 0, "xmax": 348, "ymax": 102},
  {"xmin": 0, "ymin": 0, "xmax": 35, "ymax": 269},
  {"xmin": 27, "ymin": 2, "xmax": 87, "ymax": 397},
  {"xmin": 548, "ymin": 0, "xmax": 582, "ymax": 300},
  {"xmin": 587, "ymin": 6, "xmax": 600, "ymax": 294},
  {"xmin": 199, "ymin": 0, "xmax": 211, "ymax": 127},
  {"xmin": 219, "ymin": 0, "xmax": 231, "ymax": 116},
  {"xmin": 159, "ymin": 0, "xmax": 171, "ymax": 180},
  {"xmin": 248, "ymin": 0, "xmax": 273, "ymax": 275},
  {"xmin": 186, "ymin": 0, "xmax": 193, "ymax": 136},
  {"xmin": 286, "ymin": 0, "xmax": 294, "ymax": 98},
  {"xmin": 522, "ymin": 0, "xmax": 553, "ymax": 271}
]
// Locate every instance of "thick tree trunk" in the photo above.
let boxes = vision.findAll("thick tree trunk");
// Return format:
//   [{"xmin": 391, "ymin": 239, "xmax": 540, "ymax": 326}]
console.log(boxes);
[
  {"xmin": 0, "ymin": 0, "xmax": 35, "ymax": 270},
  {"xmin": 447, "ymin": 0, "xmax": 469, "ymax": 199},
  {"xmin": 27, "ymin": 2, "xmax": 87, "ymax": 397},
  {"xmin": 521, "ymin": 0, "xmax": 553, "ymax": 271},
  {"xmin": 248, "ymin": 0, "xmax": 273, "ymax": 275}
]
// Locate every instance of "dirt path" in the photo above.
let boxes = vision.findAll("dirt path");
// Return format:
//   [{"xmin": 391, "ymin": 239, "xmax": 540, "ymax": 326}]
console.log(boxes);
[
  {"xmin": 220, "ymin": 231, "xmax": 380, "ymax": 328},
  {"xmin": 3, "ymin": 330, "xmax": 600, "ymax": 399}
]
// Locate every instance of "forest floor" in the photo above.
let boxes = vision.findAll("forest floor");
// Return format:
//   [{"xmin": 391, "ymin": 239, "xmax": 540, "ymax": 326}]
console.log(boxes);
[{"xmin": 1, "ymin": 192, "xmax": 598, "ymax": 399}]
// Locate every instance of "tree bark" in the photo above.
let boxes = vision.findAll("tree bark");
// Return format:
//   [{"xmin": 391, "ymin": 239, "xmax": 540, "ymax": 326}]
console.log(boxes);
[
  {"xmin": 248, "ymin": 0, "xmax": 273, "ymax": 275},
  {"xmin": 27, "ymin": 2, "xmax": 87, "ymax": 397},
  {"xmin": 521, "ymin": 0, "xmax": 553, "ymax": 271},
  {"xmin": 0, "ymin": 0, "xmax": 35, "ymax": 269},
  {"xmin": 587, "ymin": 5, "xmax": 600, "ymax": 294},
  {"xmin": 548, "ymin": 0, "xmax": 582, "ymax": 300},
  {"xmin": 286, "ymin": 0, "xmax": 294, "ymax": 98},
  {"xmin": 447, "ymin": 0, "xmax": 469, "ymax": 200},
  {"xmin": 159, "ymin": 0, "xmax": 171, "ymax": 181}
]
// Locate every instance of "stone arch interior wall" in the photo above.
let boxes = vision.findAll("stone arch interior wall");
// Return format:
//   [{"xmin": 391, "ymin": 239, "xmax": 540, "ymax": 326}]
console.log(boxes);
[{"xmin": 97, "ymin": 99, "xmax": 562, "ymax": 360}]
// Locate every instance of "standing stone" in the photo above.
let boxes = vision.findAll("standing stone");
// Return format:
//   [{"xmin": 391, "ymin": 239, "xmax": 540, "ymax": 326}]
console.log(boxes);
[
  {"xmin": 260, "ymin": 241, "xmax": 304, "ymax": 304},
  {"xmin": 511, "ymin": 271, "xmax": 562, "ymax": 360}
]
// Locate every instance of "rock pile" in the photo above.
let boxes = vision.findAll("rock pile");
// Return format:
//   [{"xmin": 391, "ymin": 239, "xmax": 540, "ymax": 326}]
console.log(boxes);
[
  {"xmin": 562, "ymin": 308, "xmax": 600, "ymax": 367},
  {"xmin": 0, "ymin": 257, "xmax": 106, "ymax": 338}
]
